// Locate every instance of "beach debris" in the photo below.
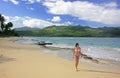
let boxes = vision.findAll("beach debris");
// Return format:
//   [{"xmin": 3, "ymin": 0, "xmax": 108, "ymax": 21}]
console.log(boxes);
[
  {"xmin": 36, "ymin": 41, "xmax": 52, "ymax": 46},
  {"xmin": 82, "ymin": 54, "xmax": 99, "ymax": 64}
]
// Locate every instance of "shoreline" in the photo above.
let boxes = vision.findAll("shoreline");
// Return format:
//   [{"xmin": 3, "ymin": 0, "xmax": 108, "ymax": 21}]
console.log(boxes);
[
  {"xmin": 0, "ymin": 37, "xmax": 120, "ymax": 78},
  {"xmin": 14, "ymin": 37, "xmax": 120, "ymax": 61},
  {"xmin": 14, "ymin": 37, "xmax": 120, "ymax": 71}
]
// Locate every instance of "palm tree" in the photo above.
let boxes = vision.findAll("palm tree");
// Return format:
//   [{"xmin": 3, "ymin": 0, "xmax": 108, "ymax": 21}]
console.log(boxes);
[
  {"xmin": 0, "ymin": 14, "xmax": 5, "ymax": 32},
  {"xmin": 0, "ymin": 14, "xmax": 19, "ymax": 36},
  {"xmin": 3, "ymin": 22, "xmax": 13, "ymax": 35},
  {"xmin": 5, "ymin": 22, "xmax": 13, "ymax": 30}
]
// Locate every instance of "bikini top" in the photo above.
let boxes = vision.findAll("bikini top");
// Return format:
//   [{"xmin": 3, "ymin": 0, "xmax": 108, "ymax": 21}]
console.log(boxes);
[{"xmin": 74, "ymin": 48, "xmax": 80, "ymax": 52}]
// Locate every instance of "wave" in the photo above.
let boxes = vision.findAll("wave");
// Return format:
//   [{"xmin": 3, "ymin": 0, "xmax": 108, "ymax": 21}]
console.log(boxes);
[{"xmin": 43, "ymin": 44, "xmax": 120, "ymax": 62}]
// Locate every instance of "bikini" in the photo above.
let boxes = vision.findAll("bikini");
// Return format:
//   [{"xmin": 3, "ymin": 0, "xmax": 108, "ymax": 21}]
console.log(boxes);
[
  {"xmin": 74, "ymin": 48, "xmax": 81, "ymax": 57},
  {"xmin": 75, "ymin": 49, "xmax": 80, "ymax": 52}
]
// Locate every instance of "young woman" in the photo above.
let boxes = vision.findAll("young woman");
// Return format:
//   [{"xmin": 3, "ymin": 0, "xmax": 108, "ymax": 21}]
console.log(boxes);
[{"xmin": 73, "ymin": 43, "xmax": 82, "ymax": 71}]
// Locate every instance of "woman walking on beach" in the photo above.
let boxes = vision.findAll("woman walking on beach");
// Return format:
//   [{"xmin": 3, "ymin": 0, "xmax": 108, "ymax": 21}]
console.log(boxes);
[{"xmin": 73, "ymin": 43, "xmax": 82, "ymax": 71}]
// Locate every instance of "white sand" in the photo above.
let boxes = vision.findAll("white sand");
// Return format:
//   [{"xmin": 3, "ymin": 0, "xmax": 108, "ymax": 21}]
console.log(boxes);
[{"xmin": 0, "ymin": 37, "xmax": 120, "ymax": 78}]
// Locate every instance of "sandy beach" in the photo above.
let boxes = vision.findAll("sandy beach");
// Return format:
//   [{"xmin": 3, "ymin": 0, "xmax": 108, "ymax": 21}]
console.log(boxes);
[{"xmin": 0, "ymin": 37, "xmax": 120, "ymax": 78}]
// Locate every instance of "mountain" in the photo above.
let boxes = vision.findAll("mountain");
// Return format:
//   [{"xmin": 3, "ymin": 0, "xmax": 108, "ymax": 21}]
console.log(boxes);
[{"xmin": 14, "ymin": 25, "xmax": 120, "ymax": 37}]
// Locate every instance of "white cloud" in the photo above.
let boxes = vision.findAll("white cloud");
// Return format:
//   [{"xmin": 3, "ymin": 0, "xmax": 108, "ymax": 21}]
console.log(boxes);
[
  {"xmin": 3, "ymin": 0, "xmax": 41, "ymax": 4},
  {"xmin": 26, "ymin": 6, "xmax": 34, "ymax": 11},
  {"xmin": 44, "ymin": 0, "xmax": 71, "ymax": 14},
  {"xmin": 64, "ymin": 21, "xmax": 72, "ymax": 25},
  {"xmin": 3, "ymin": 0, "xmax": 19, "ymax": 5},
  {"xmin": 23, "ymin": 17, "xmax": 71, "ymax": 27},
  {"xmin": 51, "ymin": 16, "xmax": 61, "ymax": 22},
  {"xmin": 23, "ymin": 17, "xmax": 53, "ymax": 28},
  {"xmin": 102, "ymin": 2, "xmax": 118, "ymax": 8},
  {"xmin": 3, "ymin": 15, "xmax": 26, "ymax": 28},
  {"xmin": 3, "ymin": 15, "xmax": 10, "ymax": 24},
  {"xmin": 3, "ymin": 15, "xmax": 69, "ymax": 28},
  {"xmin": 22, "ymin": 0, "xmax": 41, "ymax": 4},
  {"xmin": 10, "ymin": 0, "xmax": 19, "ymax": 5},
  {"xmin": 43, "ymin": 0, "xmax": 120, "ymax": 25},
  {"xmin": 27, "ymin": 0, "xmax": 35, "ymax": 3},
  {"xmin": 45, "ymin": 0, "xmax": 60, "ymax": 2},
  {"xmin": 30, "ymin": 7, "xmax": 34, "ymax": 10}
]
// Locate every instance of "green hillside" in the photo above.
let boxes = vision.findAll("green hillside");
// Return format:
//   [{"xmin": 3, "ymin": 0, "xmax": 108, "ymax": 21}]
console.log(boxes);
[{"xmin": 15, "ymin": 25, "xmax": 120, "ymax": 37}]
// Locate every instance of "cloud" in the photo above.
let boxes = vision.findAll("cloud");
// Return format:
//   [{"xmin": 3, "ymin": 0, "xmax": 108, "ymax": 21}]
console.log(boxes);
[
  {"xmin": 3, "ymin": 0, "xmax": 19, "ymax": 5},
  {"xmin": 3, "ymin": 15, "xmax": 70, "ymax": 28},
  {"xmin": 44, "ymin": 0, "xmax": 59, "ymax": 2},
  {"xmin": 3, "ymin": 15, "xmax": 52, "ymax": 28},
  {"xmin": 43, "ymin": 0, "xmax": 120, "ymax": 25},
  {"xmin": 30, "ymin": 7, "xmax": 34, "ymax": 10},
  {"xmin": 23, "ymin": 17, "xmax": 53, "ymax": 28},
  {"xmin": 51, "ymin": 16, "xmax": 61, "ymax": 22},
  {"xmin": 64, "ymin": 21, "xmax": 72, "ymax": 25},
  {"xmin": 102, "ymin": 2, "xmax": 118, "ymax": 8},
  {"xmin": 22, "ymin": 17, "xmax": 71, "ymax": 27},
  {"xmin": 26, "ymin": 6, "xmax": 34, "ymax": 11},
  {"xmin": 22, "ymin": 0, "xmax": 41, "ymax": 4},
  {"xmin": 11, "ymin": 0, "xmax": 19, "ymax": 5},
  {"xmin": 3, "ymin": 0, "xmax": 41, "ymax": 4},
  {"xmin": 3, "ymin": 15, "xmax": 26, "ymax": 28}
]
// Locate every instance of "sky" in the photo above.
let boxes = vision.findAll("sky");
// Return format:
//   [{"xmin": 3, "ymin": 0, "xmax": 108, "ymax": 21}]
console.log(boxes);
[{"xmin": 0, "ymin": 0, "xmax": 120, "ymax": 28}]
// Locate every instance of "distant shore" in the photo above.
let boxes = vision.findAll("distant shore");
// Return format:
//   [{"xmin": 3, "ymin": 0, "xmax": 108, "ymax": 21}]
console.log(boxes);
[{"xmin": 0, "ymin": 37, "xmax": 120, "ymax": 78}]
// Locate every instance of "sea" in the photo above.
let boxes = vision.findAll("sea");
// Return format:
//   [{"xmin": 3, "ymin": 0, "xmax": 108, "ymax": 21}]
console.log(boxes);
[{"xmin": 15, "ymin": 37, "xmax": 120, "ymax": 69}]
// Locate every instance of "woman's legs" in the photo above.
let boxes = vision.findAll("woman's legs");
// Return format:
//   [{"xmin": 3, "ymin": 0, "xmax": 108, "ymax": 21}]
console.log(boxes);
[{"xmin": 74, "ymin": 56, "xmax": 79, "ymax": 71}]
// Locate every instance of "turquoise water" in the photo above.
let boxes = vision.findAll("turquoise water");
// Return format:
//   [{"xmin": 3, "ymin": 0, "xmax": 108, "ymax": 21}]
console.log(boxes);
[
  {"xmin": 16, "ymin": 37, "xmax": 120, "ymax": 62},
  {"xmin": 34, "ymin": 37, "xmax": 120, "ymax": 48}
]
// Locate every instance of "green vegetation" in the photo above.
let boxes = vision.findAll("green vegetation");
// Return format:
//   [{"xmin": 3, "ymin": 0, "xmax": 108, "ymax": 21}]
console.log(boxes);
[
  {"xmin": 0, "ymin": 14, "xmax": 19, "ymax": 37},
  {"xmin": 15, "ymin": 25, "xmax": 120, "ymax": 37},
  {"xmin": 1, "ymin": 13, "xmax": 119, "ymax": 37}
]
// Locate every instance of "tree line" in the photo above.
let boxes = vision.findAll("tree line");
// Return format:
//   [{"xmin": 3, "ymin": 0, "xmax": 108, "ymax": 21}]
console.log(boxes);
[{"xmin": 15, "ymin": 25, "xmax": 120, "ymax": 37}]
